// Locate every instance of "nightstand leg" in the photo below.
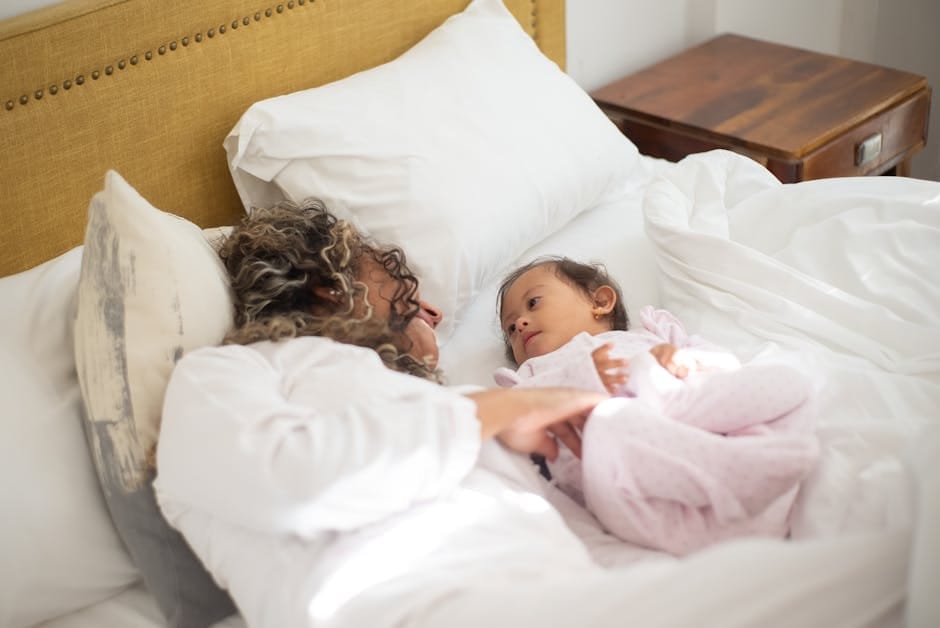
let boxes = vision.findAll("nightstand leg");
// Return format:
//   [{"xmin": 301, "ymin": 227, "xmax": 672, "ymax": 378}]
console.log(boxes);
[{"xmin": 894, "ymin": 159, "xmax": 912, "ymax": 177}]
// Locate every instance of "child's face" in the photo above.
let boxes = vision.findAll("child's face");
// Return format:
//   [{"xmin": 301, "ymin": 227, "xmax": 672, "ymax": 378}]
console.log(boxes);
[{"xmin": 500, "ymin": 264, "xmax": 609, "ymax": 364}]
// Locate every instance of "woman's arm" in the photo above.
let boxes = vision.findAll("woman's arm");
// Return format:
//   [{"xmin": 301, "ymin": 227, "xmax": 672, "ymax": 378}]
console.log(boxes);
[
  {"xmin": 155, "ymin": 338, "xmax": 482, "ymax": 536},
  {"xmin": 155, "ymin": 337, "xmax": 605, "ymax": 536}
]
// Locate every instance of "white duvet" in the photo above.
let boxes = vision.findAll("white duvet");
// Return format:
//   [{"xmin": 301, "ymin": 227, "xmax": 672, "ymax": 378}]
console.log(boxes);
[
  {"xmin": 443, "ymin": 150, "xmax": 940, "ymax": 627},
  {"xmin": 46, "ymin": 152, "xmax": 940, "ymax": 628},
  {"xmin": 639, "ymin": 151, "xmax": 940, "ymax": 626},
  {"xmin": 651, "ymin": 151, "xmax": 940, "ymax": 626}
]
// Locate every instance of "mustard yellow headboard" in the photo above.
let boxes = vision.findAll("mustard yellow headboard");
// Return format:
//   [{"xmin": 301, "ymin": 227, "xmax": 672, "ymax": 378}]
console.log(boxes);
[{"xmin": 0, "ymin": 0, "xmax": 565, "ymax": 277}]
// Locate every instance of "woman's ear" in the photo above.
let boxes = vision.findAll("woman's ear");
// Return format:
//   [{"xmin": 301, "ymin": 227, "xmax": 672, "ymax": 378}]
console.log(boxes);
[
  {"xmin": 591, "ymin": 285, "xmax": 617, "ymax": 316},
  {"xmin": 312, "ymin": 285, "xmax": 344, "ymax": 304}
]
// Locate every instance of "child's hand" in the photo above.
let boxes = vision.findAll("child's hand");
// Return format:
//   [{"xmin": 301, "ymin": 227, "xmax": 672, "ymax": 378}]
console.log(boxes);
[
  {"xmin": 592, "ymin": 343, "xmax": 628, "ymax": 393},
  {"xmin": 649, "ymin": 343, "xmax": 690, "ymax": 378}
]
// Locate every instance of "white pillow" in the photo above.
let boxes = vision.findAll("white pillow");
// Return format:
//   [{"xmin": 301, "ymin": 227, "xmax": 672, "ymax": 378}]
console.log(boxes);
[
  {"xmin": 0, "ymin": 247, "xmax": 138, "ymax": 628},
  {"xmin": 225, "ymin": 0, "xmax": 641, "ymax": 339},
  {"xmin": 440, "ymin": 180, "xmax": 661, "ymax": 388},
  {"xmin": 73, "ymin": 170, "xmax": 237, "ymax": 626}
]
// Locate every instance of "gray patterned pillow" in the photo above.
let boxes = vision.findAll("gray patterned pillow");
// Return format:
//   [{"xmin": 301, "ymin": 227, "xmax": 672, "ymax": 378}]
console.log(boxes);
[{"xmin": 74, "ymin": 170, "xmax": 237, "ymax": 627}]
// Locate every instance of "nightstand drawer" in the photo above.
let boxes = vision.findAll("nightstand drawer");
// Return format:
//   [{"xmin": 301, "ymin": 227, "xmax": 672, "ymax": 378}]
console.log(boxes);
[{"xmin": 801, "ymin": 88, "xmax": 931, "ymax": 179}]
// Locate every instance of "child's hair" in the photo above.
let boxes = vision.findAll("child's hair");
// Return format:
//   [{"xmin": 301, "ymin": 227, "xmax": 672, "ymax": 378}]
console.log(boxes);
[{"xmin": 496, "ymin": 256, "xmax": 630, "ymax": 362}]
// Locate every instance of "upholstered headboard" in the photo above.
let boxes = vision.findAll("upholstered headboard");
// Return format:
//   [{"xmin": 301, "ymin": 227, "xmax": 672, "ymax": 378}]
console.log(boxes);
[{"xmin": 0, "ymin": 0, "xmax": 565, "ymax": 277}]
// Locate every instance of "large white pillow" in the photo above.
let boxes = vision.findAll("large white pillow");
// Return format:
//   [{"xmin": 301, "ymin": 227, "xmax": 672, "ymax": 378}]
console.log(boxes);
[
  {"xmin": 73, "ymin": 170, "xmax": 237, "ymax": 626},
  {"xmin": 225, "ymin": 0, "xmax": 641, "ymax": 339},
  {"xmin": 0, "ymin": 247, "xmax": 138, "ymax": 628}
]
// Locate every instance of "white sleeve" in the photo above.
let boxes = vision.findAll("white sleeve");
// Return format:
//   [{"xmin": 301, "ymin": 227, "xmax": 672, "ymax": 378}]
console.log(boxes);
[{"xmin": 154, "ymin": 337, "xmax": 482, "ymax": 536}]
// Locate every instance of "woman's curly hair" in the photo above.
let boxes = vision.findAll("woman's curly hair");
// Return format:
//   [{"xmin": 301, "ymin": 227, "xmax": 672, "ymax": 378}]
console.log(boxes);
[{"xmin": 219, "ymin": 198, "xmax": 440, "ymax": 381}]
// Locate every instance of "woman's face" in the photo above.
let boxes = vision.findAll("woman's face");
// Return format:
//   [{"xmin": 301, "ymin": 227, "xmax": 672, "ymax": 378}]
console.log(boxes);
[{"xmin": 359, "ymin": 259, "xmax": 442, "ymax": 368}]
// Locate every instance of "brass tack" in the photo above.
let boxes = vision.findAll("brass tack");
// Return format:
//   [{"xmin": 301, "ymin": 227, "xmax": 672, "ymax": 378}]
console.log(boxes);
[
  {"xmin": 34, "ymin": 89, "xmax": 43, "ymax": 100},
  {"xmin": 76, "ymin": 75, "xmax": 85, "ymax": 85},
  {"xmin": 63, "ymin": 80, "xmax": 72, "ymax": 89},
  {"xmin": 169, "ymin": 41, "xmax": 177, "ymax": 51},
  {"xmin": 130, "ymin": 55, "xmax": 138, "ymax": 65},
  {"xmin": 106, "ymin": 65, "xmax": 114, "ymax": 75},
  {"xmin": 92, "ymin": 70, "xmax": 100, "ymax": 79},
  {"xmin": 207, "ymin": 28, "xmax": 215, "ymax": 38},
  {"xmin": 118, "ymin": 59, "xmax": 126, "ymax": 69},
  {"xmin": 277, "ymin": 4, "xmax": 284, "ymax": 13},
  {"xmin": 265, "ymin": 8, "xmax": 272, "ymax": 17},
  {"xmin": 182, "ymin": 36, "xmax": 189, "ymax": 46},
  {"xmin": 298, "ymin": 0, "xmax": 305, "ymax": 4},
  {"xmin": 145, "ymin": 51, "xmax": 153, "ymax": 60},
  {"xmin": 254, "ymin": 12, "xmax": 261, "ymax": 21},
  {"xmin": 219, "ymin": 24, "xmax": 226, "ymax": 34},
  {"xmin": 19, "ymin": 94, "xmax": 28, "ymax": 104},
  {"xmin": 5, "ymin": 100, "xmax": 13, "ymax": 110},
  {"xmin": 195, "ymin": 33, "xmax": 202, "ymax": 42},
  {"xmin": 288, "ymin": 0, "xmax": 294, "ymax": 8},
  {"xmin": 50, "ymin": 85, "xmax": 59, "ymax": 94},
  {"xmin": 159, "ymin": 45, "xmax": 167, "ymax": 54},
  {"xmin": 231, "ymin": 19, "xmax": 238, "ymax": 29},
  {"xmin": 243, "ymin": 16, "xmax": 250, "ymax": 25}
]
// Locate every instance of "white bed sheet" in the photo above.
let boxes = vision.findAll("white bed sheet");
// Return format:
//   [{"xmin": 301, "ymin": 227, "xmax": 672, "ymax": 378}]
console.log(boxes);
[
  {"xmin": 439, "ymin": 155, "xmax": 669, "ymax": 388},
  {"xmin": 36, "ymin": 583, "xmax": 164, "ymax": 628},
  {"xmin": 45, "ymin": 153, "xmax": 939, "ymax": 627}
]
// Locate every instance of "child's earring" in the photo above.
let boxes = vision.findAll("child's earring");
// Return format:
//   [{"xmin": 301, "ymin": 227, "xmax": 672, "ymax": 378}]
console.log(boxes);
[{"xmin": 593, "ymin": 310, "xmax": 601, "ymax": 320}]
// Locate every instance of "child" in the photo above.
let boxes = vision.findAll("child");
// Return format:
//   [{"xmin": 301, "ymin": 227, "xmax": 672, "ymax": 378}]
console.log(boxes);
[{"xmin": 494, "ymin": 256, "xmax": 820, "ymax": 556}]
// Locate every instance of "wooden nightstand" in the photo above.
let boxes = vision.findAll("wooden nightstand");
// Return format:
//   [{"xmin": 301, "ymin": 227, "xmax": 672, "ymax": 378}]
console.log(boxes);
[{"xmin": 592, "ymin": 34, "xmax": 931, "ymax": 182}]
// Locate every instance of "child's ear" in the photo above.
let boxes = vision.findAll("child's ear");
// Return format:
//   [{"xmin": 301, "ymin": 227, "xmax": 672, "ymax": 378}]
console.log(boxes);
[{"xmin": 591, "ymin": 285, "xmax": 617, "ymax": 316}]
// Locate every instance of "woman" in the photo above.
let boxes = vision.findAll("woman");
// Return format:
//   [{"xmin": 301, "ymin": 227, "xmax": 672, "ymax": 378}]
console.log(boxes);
[
  {"xmin": 155, "ymin": 199, "xmax": 604, "ymax": 625},
  {"xmin": 154, "ymin": 199, "xmax": 904, "ymax": 628}
]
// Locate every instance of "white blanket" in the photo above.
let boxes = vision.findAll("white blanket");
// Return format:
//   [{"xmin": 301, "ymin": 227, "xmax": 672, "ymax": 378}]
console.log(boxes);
[
  {"xmin": 643, "ymin": 150, "xmax": 940, "ymax": 625},
  {"xmin": 432, "ymin": 150, "xmax": 940, "ymax": 627}
]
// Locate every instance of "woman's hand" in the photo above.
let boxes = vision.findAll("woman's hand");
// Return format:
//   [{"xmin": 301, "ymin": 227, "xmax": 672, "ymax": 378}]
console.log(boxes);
[
  {"xmin": 466, "ymin": 387, "xmax": 607, "ymax": 461},
  {"xmin": 591, "ymin": 343, "xmax": 629, "ymax": 393}
]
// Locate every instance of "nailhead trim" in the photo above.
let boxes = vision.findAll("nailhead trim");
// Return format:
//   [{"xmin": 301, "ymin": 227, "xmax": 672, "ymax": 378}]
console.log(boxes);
[{"xmin": 4, "ymin": 1, "xmax": 318, "ymax": 112}]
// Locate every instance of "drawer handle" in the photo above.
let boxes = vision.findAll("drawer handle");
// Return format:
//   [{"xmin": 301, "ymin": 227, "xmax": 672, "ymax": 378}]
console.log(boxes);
[{"xmin": 855, "ymin": 133, "xmax": 883, "ymax": 166}]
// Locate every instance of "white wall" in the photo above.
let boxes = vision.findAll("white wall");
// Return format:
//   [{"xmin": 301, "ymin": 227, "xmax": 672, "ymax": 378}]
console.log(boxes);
[
  {"xmin": 565, "ymin": 0, "xmax": 690, "ymax": 94},
  {"xmin": 0, "ymin": 0, "xmax": 58, "ymax": 17},
  {"xmin": 3, "ymin": 0, "xmax": 937, "ymax": 179},
  {"xmin": 713, "ymin": 0, "xmax": 845, "ymax": 54}
]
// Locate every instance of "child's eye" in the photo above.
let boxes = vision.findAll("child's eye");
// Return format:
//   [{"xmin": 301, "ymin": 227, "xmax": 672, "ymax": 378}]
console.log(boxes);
[
  {"xmin": 527, "ymin": 296, "xmax": 540, "ymax": 309},
  {"xmin": 507, "ymin": 323, "xmax": 516, "ymax": 335}
]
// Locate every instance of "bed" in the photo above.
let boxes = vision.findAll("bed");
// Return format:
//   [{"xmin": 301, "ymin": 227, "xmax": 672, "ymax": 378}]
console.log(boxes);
[{"xmin": 1, "ymin": 0, "xmax": 938, "ymax": 627}]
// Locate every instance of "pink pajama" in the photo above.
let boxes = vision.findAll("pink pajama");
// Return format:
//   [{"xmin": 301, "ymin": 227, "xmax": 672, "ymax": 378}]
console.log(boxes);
[{"xmin": 493, "ymin": 306, "xmax": 820, "ymax": 555}]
